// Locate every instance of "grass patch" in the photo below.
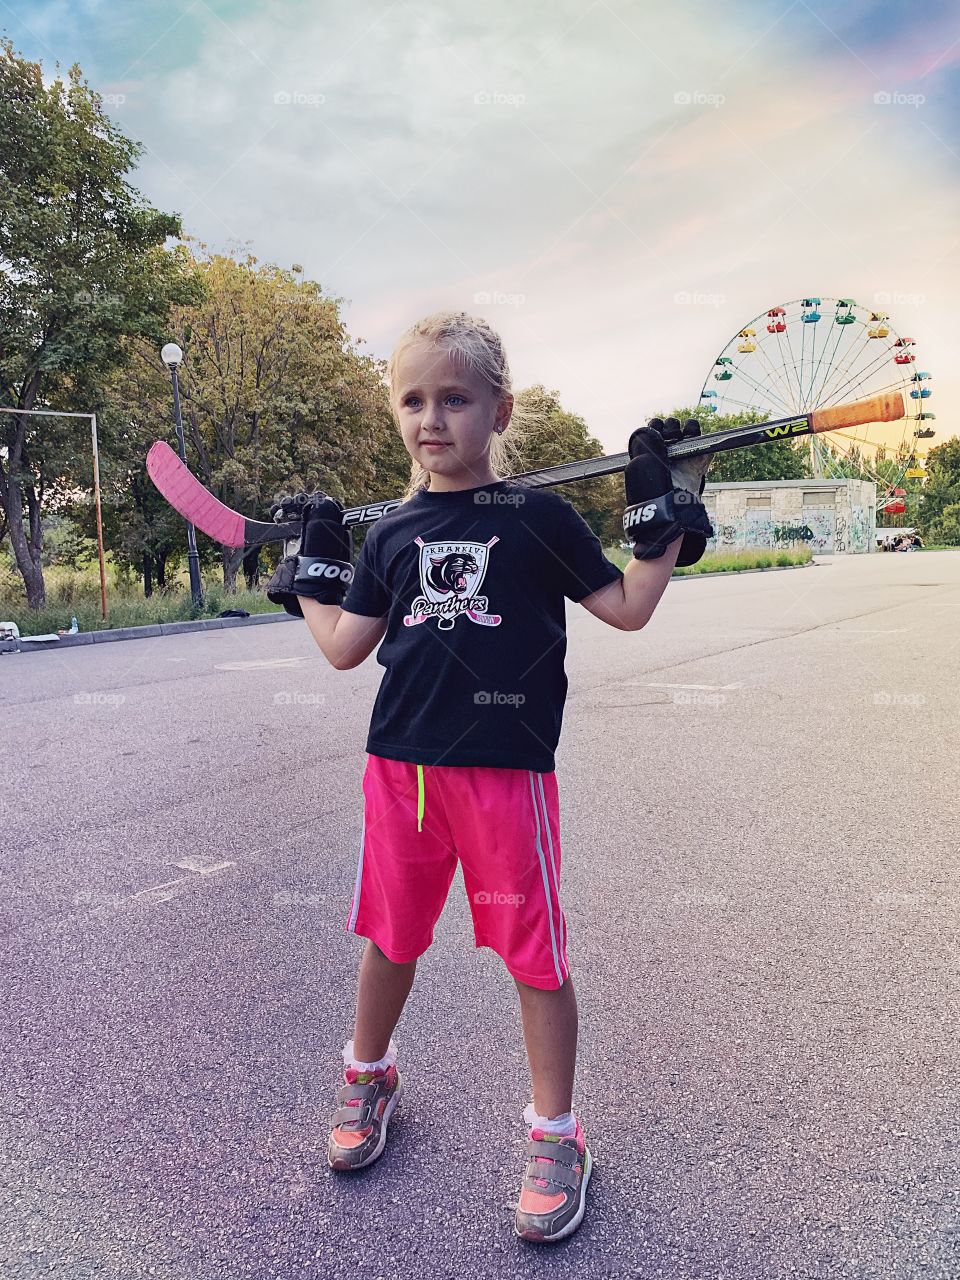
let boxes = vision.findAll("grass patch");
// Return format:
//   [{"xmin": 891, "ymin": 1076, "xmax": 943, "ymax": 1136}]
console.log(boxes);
[
  {"xmin": 0, "ymin": 562, "xmax": 282, "ymax": 636},
  {"xmin": 605, "ymin": 546, "xmax": 813, "ymax": 575}
]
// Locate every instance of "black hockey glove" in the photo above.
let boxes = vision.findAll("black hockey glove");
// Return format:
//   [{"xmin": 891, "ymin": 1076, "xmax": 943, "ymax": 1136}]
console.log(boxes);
[
  {"xmin": 266, "ymin": 493, "xmax": 354, "ymax": 618},
  {"xmin": 623, "ymin": 417, "xmax": 714, "ymax": 567}
]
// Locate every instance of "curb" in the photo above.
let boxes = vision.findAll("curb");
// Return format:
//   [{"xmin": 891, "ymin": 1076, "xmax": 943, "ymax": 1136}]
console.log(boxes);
[
  {"xmin": 6, "ymin": 610, "xmax": 295, "ymax": 655},
  {"xmin": 669, "ymin": 562, "xmax": 814, "ymax": 582}
]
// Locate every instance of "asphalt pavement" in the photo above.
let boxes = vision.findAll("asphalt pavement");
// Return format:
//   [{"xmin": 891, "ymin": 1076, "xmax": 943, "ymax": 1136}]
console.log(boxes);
[{"xmin": 1, "ymin": 552, "xmax": 958, "ymax": 1279}]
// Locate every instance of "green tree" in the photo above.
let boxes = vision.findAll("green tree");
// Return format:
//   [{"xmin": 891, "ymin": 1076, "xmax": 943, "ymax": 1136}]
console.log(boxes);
[
  {"xmin": 512, "ymin": 385, "xmax": 621, "ymax": 543},
  {"xmin": 0, "ymin": 40, "xmax": 201, "ymax": 608},
  {"xmin": 661, "ymin": 406, "xmax": 811, "ymax": 483},
  {"xmin": 915, "ymin": 438, "xmax": 960, "ymax": 540},
  {"xmin": 927, "ymin": 503, "xmax": 960, "ymax": 545},
  {"xmin": 110, "ymin": 249, "xmax": 406, "ymax": 589}
]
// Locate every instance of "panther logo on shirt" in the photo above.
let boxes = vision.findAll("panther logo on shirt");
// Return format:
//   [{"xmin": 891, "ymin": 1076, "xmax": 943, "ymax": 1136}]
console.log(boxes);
[
  {"xmin": 427, "ymin": 552, "xmax": 478, "ymax": 596},
  {"xmin": 404, "ymin": 536, "xmax": 502, "ymax": 631}
]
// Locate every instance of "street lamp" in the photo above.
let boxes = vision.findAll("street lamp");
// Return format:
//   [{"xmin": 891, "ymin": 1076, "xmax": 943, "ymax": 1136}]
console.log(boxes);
[{"xmin": 161, "ymin": 342, "xmax": 203, "ymax": 609}]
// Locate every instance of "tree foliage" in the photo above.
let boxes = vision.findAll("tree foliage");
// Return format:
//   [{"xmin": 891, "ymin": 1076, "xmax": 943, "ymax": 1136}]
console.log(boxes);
[
  {"xmin": 512, "ymin": 385, "xmax": 621, "ymax": 543},
  {"xmin": 107, "ymin": 248, "xmax": 407, "ymax": 588},
  {"xmin": 0, "ymin": 39, "xmax": 201, "ymax": 607},
  {"xmin": 916, "ymin": 437, "xmax": 960, "ymax": 542},
  {"xmin": 661, "ymin": 406, "xmax": 811, "ymax": 483}
]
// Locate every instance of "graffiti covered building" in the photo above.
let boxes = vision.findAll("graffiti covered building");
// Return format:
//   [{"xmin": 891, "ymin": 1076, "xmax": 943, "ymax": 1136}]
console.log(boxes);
[{"xmin": 702, "ymin": 479, "xmax": 876, "ymax": 555}]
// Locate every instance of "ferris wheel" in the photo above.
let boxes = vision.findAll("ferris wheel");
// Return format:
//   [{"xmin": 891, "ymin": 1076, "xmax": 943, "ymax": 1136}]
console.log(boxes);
[{"xmin": 698, "ymin": 297, "xmax": 934, "ymax": 502}]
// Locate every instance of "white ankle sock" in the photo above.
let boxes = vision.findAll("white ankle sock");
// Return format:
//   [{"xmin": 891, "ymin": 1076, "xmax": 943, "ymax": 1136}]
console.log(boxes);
[
  {"xmin": 342, "ymin": 1037, "xmax": 398, "ymax": 1074},
  {"xmin": 523, "ymin": 1102, "xmax": 577, "ymax": 1136}
]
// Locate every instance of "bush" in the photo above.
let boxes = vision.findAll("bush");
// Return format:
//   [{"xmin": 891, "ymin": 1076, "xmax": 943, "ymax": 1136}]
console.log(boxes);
[
  {"xmin": 0, "ymin": 562, "xmax": 282, "ymax": 636},
  {"xmin": 926, "ymin": 503, "xmax": 960, "ymax": 547},
  {"xmin": 605, "ymin": 546, "xmax": 813, "ymax": 575}
]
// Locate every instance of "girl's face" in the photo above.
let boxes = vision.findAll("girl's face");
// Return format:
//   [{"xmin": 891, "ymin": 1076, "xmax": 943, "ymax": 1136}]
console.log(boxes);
[{"xmin": 392, "ymin": 339, "xmax": 513, "ymax": 491}]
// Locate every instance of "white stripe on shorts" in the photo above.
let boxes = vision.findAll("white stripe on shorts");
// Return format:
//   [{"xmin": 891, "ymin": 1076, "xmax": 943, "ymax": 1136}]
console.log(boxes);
[
  {"xmin": 527, "ymin": 771, "xmax": 565, "ymax": 985},
  {"xmin": 536, "ymin": 772, "xmax": 566, "ymax": 958},
  {"xmin": 347, "ymin": 812, "xmax": 365, "ymax": 933}
]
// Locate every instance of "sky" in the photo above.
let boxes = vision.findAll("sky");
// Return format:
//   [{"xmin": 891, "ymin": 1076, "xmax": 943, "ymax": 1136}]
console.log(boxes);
[{"xmin": 5, "ymin": 0, "xmax": 959, "ymax": 457}]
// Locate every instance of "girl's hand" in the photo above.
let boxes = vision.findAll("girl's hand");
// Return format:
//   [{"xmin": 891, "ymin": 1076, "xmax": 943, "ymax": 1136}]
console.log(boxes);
[
  {"xmin": 648, "ymin": 416, "xmax": 712, "ymax": 496},
  {"xmin": 622, "ymin": 419, "xmax": 713, "ymax": 567},
  {"xmin": 266, "ymin": 493, "xmax": 354, "ymax": 616}
]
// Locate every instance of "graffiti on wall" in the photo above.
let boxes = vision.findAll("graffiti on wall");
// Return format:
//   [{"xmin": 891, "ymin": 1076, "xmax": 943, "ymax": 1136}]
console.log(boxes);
[
  {"xmin": 802, "ymin": 508, "xmax": 836, "ymax": 553},
  {"xmin": 835, "ymin": 515, "xmax": 847, "ymax": 554},
  {"xmin": 704, "ymin": 496, "xmax": 873, "ymax": 553},
  {"xmin": 848, "ymin": 506, "xmax": 869, "ymax": 553},
  {"xmin": 717, "ymin": 522, "xmax": 742, "ymax": 549},
  {"xmin": 745, "ymin": 510, "xmax": 774, "ymax": 548},
  {"xmin": 773, "ymin": 523, "xmax": 814, "ymax": 547}
]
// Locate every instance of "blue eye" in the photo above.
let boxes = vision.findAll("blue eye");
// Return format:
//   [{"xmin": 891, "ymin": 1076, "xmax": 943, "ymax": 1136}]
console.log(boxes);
[{"xmin": 447, "ymin": 395, "xmax": 465, "ymax": 406}]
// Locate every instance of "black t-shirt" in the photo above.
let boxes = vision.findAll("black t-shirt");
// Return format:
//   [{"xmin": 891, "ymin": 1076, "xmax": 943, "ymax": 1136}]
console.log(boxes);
[{"xmin": 341, "ymin": 479, "xmax": 624, "ymax": 771}]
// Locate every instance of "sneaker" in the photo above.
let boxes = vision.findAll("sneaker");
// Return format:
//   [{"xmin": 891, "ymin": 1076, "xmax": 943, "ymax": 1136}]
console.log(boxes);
[
  {"xmin": 515, "ymin": 1119, "xmax": 592, "ymax": 1243},
  {"xmin": 327, "ymin": 1063, "xmax": 403, "ymax": 1171}
]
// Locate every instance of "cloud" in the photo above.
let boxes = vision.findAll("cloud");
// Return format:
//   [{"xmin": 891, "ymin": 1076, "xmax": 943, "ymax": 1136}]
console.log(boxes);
[{"xmin": 8, "ymin": 0, "xmax": 960, "ymax": 452}]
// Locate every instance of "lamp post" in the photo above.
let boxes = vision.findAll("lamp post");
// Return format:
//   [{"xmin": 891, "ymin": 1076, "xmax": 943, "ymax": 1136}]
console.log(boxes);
[{"xmin": 161, "ymin": 343, "xmax": 203, "ymax": 609}]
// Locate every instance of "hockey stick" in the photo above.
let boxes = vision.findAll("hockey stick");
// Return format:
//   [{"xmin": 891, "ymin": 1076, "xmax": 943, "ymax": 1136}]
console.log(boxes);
[{"xmin": 146, "ymin": 390, "xmax": 904, "ymax": 548}]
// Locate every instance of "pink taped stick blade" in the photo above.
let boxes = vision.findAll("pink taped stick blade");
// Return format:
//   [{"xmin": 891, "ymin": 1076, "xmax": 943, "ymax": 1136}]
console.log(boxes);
[{"xmin": 146, "ymin": 441, "xmax": 247, "ymax": 548}]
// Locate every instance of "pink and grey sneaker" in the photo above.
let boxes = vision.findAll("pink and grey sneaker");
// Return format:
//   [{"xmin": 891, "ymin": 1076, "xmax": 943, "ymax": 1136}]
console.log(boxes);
[
  {"xmin": 327, "ymin": 1063, "xmax": 403, "ymax": 1171},
  {"xmin": 515, "ymin": 1119, "xmax": 593, "ymax": 1243}
]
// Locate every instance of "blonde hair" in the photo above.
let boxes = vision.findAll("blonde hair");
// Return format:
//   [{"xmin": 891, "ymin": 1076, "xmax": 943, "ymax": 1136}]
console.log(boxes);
[{"xmin": 387, "ymin": 311, "xmax": 530, "ymax": 499}]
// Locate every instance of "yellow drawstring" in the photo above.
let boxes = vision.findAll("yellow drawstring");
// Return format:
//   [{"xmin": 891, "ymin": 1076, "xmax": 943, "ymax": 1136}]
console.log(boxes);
[{"xmin": 416, "ymin": 763, "xmax": 424, "ymax": 832}]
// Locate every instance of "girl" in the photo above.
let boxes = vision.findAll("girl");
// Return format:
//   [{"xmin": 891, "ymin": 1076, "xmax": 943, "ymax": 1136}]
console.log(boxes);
[{"xmin": 266, "ymin": 311, "xmax": 711, "ymax": 1243}]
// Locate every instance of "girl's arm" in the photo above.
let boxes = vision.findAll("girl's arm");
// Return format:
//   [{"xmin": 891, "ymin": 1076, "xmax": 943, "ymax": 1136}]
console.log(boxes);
[
  {"xmin": 299, "ymin": 599, "xmax": 388, "ymax": 669},
  {"xmin": 578, "ymin": 535, "xmax": 682, "ymax": 631}
]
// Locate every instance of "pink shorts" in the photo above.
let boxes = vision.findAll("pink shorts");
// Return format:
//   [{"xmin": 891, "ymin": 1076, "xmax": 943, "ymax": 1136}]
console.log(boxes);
[{"xmin": 345, "ymin": 754, "xmax": 569, "ymax": 990}]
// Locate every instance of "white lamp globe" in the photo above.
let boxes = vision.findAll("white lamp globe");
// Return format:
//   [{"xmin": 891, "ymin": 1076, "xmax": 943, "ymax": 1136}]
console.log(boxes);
[{"xmin": 161, "ymin": 343, "xmax": 183, "ymax": 367}]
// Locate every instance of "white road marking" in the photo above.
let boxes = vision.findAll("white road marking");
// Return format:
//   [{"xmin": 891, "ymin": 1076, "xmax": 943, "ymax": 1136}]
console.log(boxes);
[
  {"xmin": 131, "ymin": 859, "xmax": 236, "ymax": 905},
  {"xmin": 132, "ymin": 877, "xmax": 190, "ymax": 903},
  {"xmin": 215, "ymin": 657, "xmax": 311, "ymax": 671},
  {"xmin": 642, "ymin": 682, "xmax": 743, "ymax": 691},
  {"xmin": 172, "ymin": 857, "xmax": 236, "ymax": 876}
]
